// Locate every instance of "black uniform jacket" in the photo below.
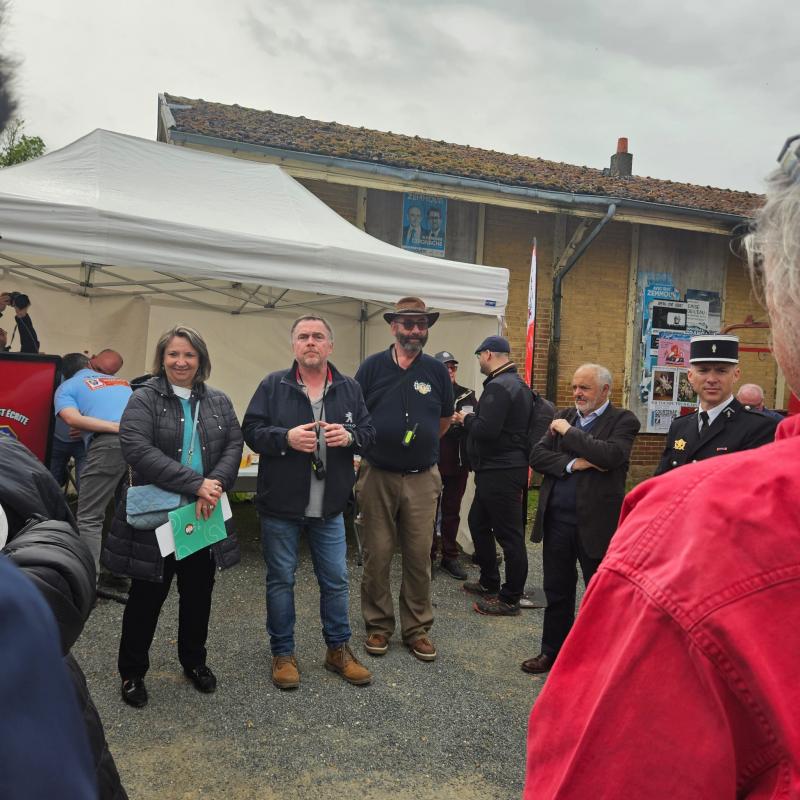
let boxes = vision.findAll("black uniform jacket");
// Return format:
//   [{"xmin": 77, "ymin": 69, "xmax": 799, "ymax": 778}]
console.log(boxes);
[
  {"xmin": 654, "ymin": 398, "xmax": 778, "ymax": 476},
  {"xmin": 530, "ymin": 404, "xmax": 640, "ymax": 560}
]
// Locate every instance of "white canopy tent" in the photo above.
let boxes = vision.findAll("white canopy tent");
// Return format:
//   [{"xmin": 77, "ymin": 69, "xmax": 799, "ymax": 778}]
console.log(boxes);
[{"xmin": 0, "ymin": 130, "xmax": 509, "ymax": 414}]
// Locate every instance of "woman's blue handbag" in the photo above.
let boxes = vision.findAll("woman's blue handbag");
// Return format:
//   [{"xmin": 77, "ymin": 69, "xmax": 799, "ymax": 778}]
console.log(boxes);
[{"xmin": 126, "ymin": 484, "xmax": 181, "ymax": 530}]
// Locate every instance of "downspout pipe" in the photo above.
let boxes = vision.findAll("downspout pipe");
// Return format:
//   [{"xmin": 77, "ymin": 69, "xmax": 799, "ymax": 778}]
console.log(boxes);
[{"xmin": 546, "ymin": 203, "xmax": 617, "ymax": 401}]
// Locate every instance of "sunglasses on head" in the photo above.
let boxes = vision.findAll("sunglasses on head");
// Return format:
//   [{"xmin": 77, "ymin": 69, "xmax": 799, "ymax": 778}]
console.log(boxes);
[{"xmin": 397, "ymin": 318, "xmax": 429, "ymax": 331}]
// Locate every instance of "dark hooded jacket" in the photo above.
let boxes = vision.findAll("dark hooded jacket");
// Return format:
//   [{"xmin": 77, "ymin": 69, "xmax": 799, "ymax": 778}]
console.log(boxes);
[
  {"xmin": 1, "ymin": 451, "xmax": 128, "ymax": 800},
  {"xmin": 102, "ymin": 375, "xmax": 243, "ymax": 581}
]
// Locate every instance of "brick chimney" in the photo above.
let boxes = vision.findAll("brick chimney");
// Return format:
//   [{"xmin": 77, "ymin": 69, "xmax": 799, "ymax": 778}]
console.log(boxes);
[{"xmin": 609, "ymin": 137, "xmax": 633, "ymax": 177}]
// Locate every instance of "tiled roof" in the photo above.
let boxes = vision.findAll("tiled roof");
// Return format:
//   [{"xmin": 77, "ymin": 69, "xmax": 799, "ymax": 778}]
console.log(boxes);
[{"xmin": 163, "ymin": 94, "xmax": 762, "ymax": 218}]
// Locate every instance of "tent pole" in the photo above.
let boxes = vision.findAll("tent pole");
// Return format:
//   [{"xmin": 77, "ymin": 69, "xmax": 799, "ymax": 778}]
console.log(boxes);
[{"xmin": 359, "ymin": 302, "xmax": 367, "ymax": 362}]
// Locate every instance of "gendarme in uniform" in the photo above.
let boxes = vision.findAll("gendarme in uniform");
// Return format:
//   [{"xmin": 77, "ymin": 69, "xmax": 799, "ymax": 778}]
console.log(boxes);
[{"xmin": 655, "ymin": 335, "xmax": 778, "ymax": 475}]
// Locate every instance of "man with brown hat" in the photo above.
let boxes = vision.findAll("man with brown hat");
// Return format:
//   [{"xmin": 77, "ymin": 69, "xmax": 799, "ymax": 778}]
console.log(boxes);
[{"xmin": 354, "ymin": 297, "xmax": 454, "ymax": 661}]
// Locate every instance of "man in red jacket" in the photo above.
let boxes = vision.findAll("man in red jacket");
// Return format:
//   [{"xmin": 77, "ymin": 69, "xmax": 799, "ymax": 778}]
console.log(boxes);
[{"xmin": 524, "ymin": 135, "xmax": 800, "ymax": 797}]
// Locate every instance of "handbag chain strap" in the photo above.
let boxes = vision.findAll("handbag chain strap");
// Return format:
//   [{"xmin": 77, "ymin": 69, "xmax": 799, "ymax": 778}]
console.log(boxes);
[{"xmin": 185, "ymin": 399, "xmax": 201, "ymax": 465}]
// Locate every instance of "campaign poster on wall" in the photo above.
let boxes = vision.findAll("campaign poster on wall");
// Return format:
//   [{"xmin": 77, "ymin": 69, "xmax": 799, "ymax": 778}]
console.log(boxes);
[{"xmin": 401, "ymin": 193, "xmax": 447, "ymax": 258}]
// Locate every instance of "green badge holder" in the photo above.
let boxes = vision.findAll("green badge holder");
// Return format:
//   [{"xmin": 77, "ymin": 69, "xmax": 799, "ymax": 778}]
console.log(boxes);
[{"xmin": 169, "ymin": 501, "xmax": 227, "ymax": 561}]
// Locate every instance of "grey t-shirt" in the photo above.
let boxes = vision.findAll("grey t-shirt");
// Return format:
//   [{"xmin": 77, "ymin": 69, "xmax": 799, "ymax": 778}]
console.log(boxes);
[{"xmin": 304, "ymin": 394, "xmax": 326, "ymax": 518}]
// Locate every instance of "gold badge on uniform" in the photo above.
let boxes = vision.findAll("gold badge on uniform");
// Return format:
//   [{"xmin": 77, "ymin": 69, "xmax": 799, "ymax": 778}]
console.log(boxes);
[{"xmin": 674, "ymin": 439, "xmax": 687, "ymax": 451}]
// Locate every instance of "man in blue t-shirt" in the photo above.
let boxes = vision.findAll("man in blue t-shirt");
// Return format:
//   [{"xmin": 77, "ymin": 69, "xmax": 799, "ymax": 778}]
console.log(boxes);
[
  {"xmin": 355, "ymin": 297, "xmax": 453, "ymax": 662},
  {"xmin": 49, "ymin": 353, "xmax": 92, "ymax": 491},
  {"xmin": 54, "ymin": 348, "xmax": 131, "ymax": 579}
]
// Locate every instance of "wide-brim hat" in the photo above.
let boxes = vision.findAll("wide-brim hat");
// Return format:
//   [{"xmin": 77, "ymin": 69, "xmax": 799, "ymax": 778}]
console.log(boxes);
[
  {"xmin": 383, "ymin": 296, "xmax": 440, "ymax": 326},
  {"xmin": 689, "ymin": 334, "xmax": 739, "ymax": 364}
]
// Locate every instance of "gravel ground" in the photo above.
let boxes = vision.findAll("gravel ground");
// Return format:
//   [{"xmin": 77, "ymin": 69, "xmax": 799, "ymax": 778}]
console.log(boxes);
[{"xmin": 74, "ymin": 503, "xmax": 555, "ymax": 800}]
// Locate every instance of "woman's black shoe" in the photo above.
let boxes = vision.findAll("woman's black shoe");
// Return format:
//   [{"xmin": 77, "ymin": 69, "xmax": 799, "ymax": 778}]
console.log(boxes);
[
  {"xmin": 121, "ymin": 678, "xmax": 148, "ymax": 708},
  {"xmin": 184, "ymin": 665, "xmax": 217, "ymax": 694}
]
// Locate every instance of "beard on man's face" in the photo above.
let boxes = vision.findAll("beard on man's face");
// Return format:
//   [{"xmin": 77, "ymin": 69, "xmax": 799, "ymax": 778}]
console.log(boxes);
[{"xmin": 395, "ymin": 330, "xmax": 428, "ymax": 353}]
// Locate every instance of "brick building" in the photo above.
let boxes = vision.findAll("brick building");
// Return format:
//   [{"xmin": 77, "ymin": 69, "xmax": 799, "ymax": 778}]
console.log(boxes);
[{"xmin": 158, "ymin": 93, "xmax": 777, "ymax": 481}]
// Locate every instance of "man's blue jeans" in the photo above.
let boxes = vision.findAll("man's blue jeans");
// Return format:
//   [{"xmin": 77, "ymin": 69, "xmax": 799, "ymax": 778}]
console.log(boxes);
[{"xmin": 260, "ymin": 514, "xmax": 351, "ymax": 656}]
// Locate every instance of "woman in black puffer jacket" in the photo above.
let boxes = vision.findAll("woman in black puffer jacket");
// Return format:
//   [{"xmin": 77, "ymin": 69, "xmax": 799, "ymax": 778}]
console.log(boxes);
[{"xmin": 102, "ymin": 325, "xmax": 243, "ymax": 709}]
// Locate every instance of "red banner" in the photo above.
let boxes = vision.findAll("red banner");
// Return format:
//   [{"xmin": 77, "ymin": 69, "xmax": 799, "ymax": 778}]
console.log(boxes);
[
  {"xmin": 524, "ymin": 239, "xmax": 537, "ymax": 386},
  {"xmin": 0, "ymin": 354, "xmax": 61, "ymax": 465}
]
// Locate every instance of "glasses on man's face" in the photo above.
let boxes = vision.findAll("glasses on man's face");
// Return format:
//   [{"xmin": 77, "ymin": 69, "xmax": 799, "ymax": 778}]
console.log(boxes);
[
  {"xmin": 446, "ymin": 363, "xmax": 458, "ymax": 371},
  {"xmin": 777, "ymin": 134, "xmax": 800, "ymax": 182},
  {"xmin": 397, "ymin": 318, "xmax": 429, "ymax": 331}
]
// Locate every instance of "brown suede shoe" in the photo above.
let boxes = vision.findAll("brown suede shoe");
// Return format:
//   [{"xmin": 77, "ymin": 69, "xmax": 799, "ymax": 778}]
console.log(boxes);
[
  {"xmin": 364, "ymin": 633, "xmax": 389, "ymax": 656},
  {"xmin": 272, "ymin": 654, "xmax": 300, "ymax": 689},
  {"xmin": 325, "ymin": 644, "xmax": 373, "ymax": 686},
  {"xmin": 520, "ymin": 653, "xmax": 554, "ymax": 674},
  {"xmin": 408, "ymin": 636, "xmax": 437, "ymax": 662}
]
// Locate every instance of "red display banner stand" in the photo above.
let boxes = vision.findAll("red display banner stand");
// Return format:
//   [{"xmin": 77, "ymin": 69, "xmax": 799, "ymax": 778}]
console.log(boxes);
[{"xmin": 0, "ymin": 353, "xmax": 61, "ymax": 466}]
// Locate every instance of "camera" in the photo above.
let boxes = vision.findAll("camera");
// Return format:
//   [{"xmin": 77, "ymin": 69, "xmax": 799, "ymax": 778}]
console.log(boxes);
[
  {"xmin": 311, "ymin": 455, "xmax": 326, "ymax": 481},
  {"xmin": 9, "ymin": 291, "xmax": 30, "ymax": 309},
  {"xmin": 1, "ymin": 291, "xmax": 30, "ymax": 314}
]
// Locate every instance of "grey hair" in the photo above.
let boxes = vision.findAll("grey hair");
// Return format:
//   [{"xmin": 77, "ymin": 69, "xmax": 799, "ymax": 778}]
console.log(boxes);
[
  {"xmin": 290, "ymin": 315, "xmax": 334, "ymax": 342},
  {"xmin": 737, "ymin": 383, "xmax": 765, "ymax": 404},
  {"xmin": 743, "ymin": 164, "xmax": 800, "ymax": 364},
  {"xmin": 577, "ymin": 363, "xmax": 613, "ymax": 391},
  {"xmin": 151, "ymin": 325, "xmax": 211, "ymax": 384}
]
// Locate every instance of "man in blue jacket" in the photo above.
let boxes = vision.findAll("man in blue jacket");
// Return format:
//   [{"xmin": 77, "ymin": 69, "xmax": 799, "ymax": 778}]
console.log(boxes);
[{"xmin": 243, "ymin": 315, "xmax": 376, "ymax": 690}]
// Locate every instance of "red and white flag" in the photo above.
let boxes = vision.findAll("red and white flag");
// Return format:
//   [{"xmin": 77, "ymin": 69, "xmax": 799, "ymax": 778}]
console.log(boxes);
[{"xmin": 524, "ymin": 239, "xmax": 537, "ymax": 386}]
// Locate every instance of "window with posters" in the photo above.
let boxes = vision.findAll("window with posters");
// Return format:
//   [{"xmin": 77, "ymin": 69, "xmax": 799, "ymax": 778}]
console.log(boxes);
[
  {"xmin": 401, "ymin": 193, "xmax": 447, "ymax": 258},
  {"xmin": 630, "ymin": 274, "xmax": 723, "ymax": 433}
]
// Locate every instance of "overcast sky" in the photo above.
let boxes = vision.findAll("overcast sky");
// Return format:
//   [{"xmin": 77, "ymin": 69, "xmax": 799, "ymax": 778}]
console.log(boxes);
[{"xmin": 4, "ymin": 0, "xmax": 799, "ymax": 193}]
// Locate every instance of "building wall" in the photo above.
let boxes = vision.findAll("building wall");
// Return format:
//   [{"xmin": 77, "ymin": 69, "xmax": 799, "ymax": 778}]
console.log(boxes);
[
  {"xmin": 288, "ymin": 179, "xmax": 777, "ymax": 481},
  {"xmin": 723, "ymin": 250, "xmax": 779, "ymax": 407}
]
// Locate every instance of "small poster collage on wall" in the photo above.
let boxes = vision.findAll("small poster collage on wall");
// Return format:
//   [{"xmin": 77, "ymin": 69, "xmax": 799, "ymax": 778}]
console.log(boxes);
[{"xmin": 639, "ymin": 282, "xmax": 721, "ymax": 433}]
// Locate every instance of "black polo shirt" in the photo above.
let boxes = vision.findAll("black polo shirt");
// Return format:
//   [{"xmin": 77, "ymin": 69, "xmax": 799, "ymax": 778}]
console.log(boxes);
[{"xmin": 355, "ymin": 346, "xmax": 454, "ymax": 472}]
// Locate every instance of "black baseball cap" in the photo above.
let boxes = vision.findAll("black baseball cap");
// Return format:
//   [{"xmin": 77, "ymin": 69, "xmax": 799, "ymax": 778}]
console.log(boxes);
[
  {"xmin": 474, "ymin": 335, "xmax": 510, "ymax": 354},
  {"xmin": 434, "ymin": 350, "xmax": 458, "ymax": 365}
]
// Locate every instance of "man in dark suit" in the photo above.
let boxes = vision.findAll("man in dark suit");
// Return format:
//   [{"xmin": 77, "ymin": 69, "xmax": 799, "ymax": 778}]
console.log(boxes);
[
  {"xmin": 521, "ymin": 363, "xmax": 640, "ymax": 674},
  {"xmin": 655, "ymin": 336, "xmax": 778, "ymax": 475}
]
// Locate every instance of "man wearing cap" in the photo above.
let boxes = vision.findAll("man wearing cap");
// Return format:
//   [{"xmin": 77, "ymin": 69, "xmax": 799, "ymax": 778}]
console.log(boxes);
[
  {"xmin": 457, "ymin": 337, "xmax": 554, "ymax": 616},
  {"xmin": 354, "ymin": 297, "xmax": 454, "ymax": 662},
  {"xmin": 655, "ymin": 335, "xmax": 778, "ymax": 475},
  {"xmin": 431, "ymin": 350, "xmax": 476, "ymax": 580}
]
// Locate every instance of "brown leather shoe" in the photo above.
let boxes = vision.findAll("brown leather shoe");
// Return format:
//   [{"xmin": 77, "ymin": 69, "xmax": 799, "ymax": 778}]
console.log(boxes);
[
  {"xmin": 272, "ymin": 654, "xmax": 300, "ymax": 689},
  {"xmin": 325, "ymin": 644, "xmax": 373, "ymax": 686},
  {"xmin": 364, "ymin": 633, "xmax": 389, "ymax": 656},
  {"xmin": 521, "ymin": 653, "xmax": 554, "ymax": 674},
  {"xmin": 408, "ymin": 636, "xmax": 437, "ymax": 662}
]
